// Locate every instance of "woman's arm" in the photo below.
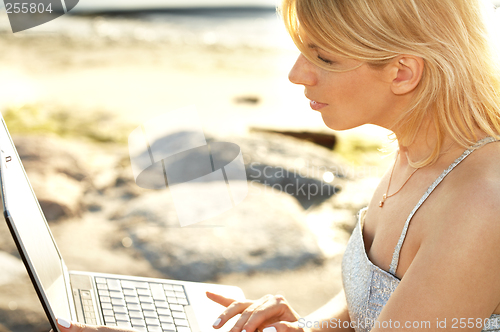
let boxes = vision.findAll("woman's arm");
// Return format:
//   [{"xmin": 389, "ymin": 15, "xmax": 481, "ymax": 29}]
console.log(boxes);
[
  {"xmin": 302, "ymin": 290, "xmax": 354, "ymax": 332},
  {"xmin": 370, "ymin": 177, "xmax": 500, "ymax": 332}
]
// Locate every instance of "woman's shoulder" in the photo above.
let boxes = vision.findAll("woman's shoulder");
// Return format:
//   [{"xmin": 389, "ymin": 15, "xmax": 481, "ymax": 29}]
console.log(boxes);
[{"xmin": 437, "ymin": 139, "xmax": 500, "ymax": 233}]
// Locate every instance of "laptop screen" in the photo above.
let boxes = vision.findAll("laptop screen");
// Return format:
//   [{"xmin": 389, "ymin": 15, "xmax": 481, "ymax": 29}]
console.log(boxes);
[{"xmin": 0, "ymin": 116, "xmax": 72, "ymax": 321}]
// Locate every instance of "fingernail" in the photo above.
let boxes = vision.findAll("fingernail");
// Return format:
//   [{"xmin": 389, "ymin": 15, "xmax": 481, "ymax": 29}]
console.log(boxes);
[
  {"xmin": 242, "ymin": 330, "xmax": 246, "ymax": 332},
  {"xmin": 213, "ymin": 318, "xmax": 221, "ymax": 327},
  {"xmin": 57, "ymin": 318, "xmax": 71, "ymax": 329},
  {"xmin": 263, "ymin": 328, "xmax": 277, "ymax": 332}
]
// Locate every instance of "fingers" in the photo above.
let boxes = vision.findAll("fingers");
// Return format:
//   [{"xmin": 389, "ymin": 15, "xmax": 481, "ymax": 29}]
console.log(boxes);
[
  {"xmin": 230, "ymin": 295, "xmax": 300, "ymax": 332},
  {"xmin": 212, "ymin": 298, "xmax": 254, "ymax": 329},
  {"xmin": 229, "ymin": 294, "xmax": 275, "ymax": 332},
  {"xmin": 206, "ymin": 291, "xmax": 238, "ymax": 307}
]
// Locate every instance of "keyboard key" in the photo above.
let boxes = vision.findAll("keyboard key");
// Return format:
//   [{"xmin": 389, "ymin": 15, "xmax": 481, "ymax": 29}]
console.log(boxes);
[
  {"xmin": 134, "ymin": 326, "xmax": 148, "ymax": 332},
  {"xmin": 141, "ymin": 303, "xmax": 155, "ymax": 311},
  {"xmin": 123, "ymin": 289, "xmax": 136, "ymax": 296},
  {"xmin": 172, "ymin": 312, "xmax": 186, "ymax": 320},
  {"xmin": 143, "ymin": 310, "xmax": 158, "ymax": 318},
  {"xmin": 177, "ymin": 298, "xmax": 189, "ymax": 306},
  {"xmin": 125, "ymin": 296, "xmax": 140, "ymax": 304},
  {"xmin": 137, "ymin": 288, "xmax": 151, "ymax": 296},
  {"xmin": 101, "ymin": 303, "xmax": 113, "ymax": 310},
  {"xmin": 105, "ymin": 322, "xmax": 117, "ymax": 327},
  {"xmin": 172, "ymin": 285, "xmax": 184, "ymax": 293},
  {"xmin": 145, "ymin": 318, "xmax": 160, "ymax": 326},
  {"xmin": 98, "ymin": 290, "xmax": 110, "ymax": 297},
  {"xmin": 131, "ymin": 319, "xmax": 146, "ymax": 327},
  {"xmin": 115, "ymin": 314, "xmax": 131, "ymax": 322},
  {"xmin": 99, "ymin": 296, "xmax": 111, "ymax": 303},
  {"xmin": 165, "ymin": 291, "xmax": 176, "ymax": 297},
  {"xmin": 84, "ymin": 312, "xmax": 95, "ymax": 319},
  {"xmin": 111, "ymin": 298, "xmax": 126, "ymax": 306},
  {"xmin": 161, "ymin": 323, "xmax": 175, "ymax": 332},
  {"xmin": 117, "ymin": 321, "xmax": 132, "ymax": 328},
  {"xmin": 155, "ymin": 301, "xmax": 169, "ymax": 309},
  {"xmin": 122, "ymin": 280, "xmax": 149, "ymax": 290},
  {"xmin": 102, "ymin": 309, "xmax": 114, "ymax": 316},
  {"xmin": 140, "ymin": 296, "xmax": 154, "ymax": 303},
  {"xmin": 104, "ymin": 316, "xmax": 116, "ymax": 324},
  {"xmin": 113, "ymin": 306, "xmax": 128, "ymax": 314},
  {"xmin": 158, "ymin": 315, "xmax": 174, "ymax": 324},
  {"xmin": 97, "ymin": 284, "xmax": 108, "ymax": 290},
  {"xmin": 127, "ymin": 303, "xmax": 141, "ymax": 311},
  {"xmin": 157, "ymin": 308, "xmax": 171, "ymax": 316},
  {"xmin": 120, "ymin": 280, "xmax": 135, "ymax": 290},
  {"xmin": 162, "ymin": 284, "xmax": 174, "ymax": 291},
  {"xmin": 147, "ymin": 327, "xmax": 163, "ymax": 332},
  {"xmin": 177, "ymin": 327, "xmax": 191, "ymax": 332},
  {"xmin": 174, "ymin": 319, "xmax": 189, "ymax": 327},
  {"xmin": 106, "ymin": 279, "xmax": 122, "ymax": 291},
  {"xmin": 150, "ymin": 284, "xmax": 167, "ymax": 302},
  {"xmin": 129, "ymin": 311, "xmax": 144, "ymax": 319},
  {"xmin": 95, "ymin": 277, "xmax": 107, "ymax": 284},
  {"xmin": 109, "ymin": 291, "xmax": 124, "ymax": 299},
  {"xmin": 174, "ymin": 291, "xmax": 186, "ymax": 298},
  {"xmin": 169, "ymin": 304, "xmax": 184, "ymax": 312},
  {"xmin": 167, "ymin": 297, "xmax": 178, "ymax": 304}
]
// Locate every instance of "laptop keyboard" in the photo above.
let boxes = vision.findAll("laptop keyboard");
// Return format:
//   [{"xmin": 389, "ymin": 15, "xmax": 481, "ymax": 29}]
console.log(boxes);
[{"xmin": 94, "ymin": 277, "xmax": 192, "ymax": 332}]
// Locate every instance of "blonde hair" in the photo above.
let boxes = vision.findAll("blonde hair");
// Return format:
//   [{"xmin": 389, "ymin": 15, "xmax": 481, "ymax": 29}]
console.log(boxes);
[{"xmin": 281, "ymin": 0, "xmax": 500, "ymax": 167}]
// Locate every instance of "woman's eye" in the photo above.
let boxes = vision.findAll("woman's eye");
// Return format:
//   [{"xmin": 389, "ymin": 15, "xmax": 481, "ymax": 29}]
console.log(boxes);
[{"xmin": 317, "ymin": 54, "xmax": 334, "ymax": 65}]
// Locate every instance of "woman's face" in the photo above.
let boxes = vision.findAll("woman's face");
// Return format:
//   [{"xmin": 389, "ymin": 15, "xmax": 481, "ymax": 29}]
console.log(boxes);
[{"xmin": 288, "ymin": 46, "xmax": 400, "ymax": 131}]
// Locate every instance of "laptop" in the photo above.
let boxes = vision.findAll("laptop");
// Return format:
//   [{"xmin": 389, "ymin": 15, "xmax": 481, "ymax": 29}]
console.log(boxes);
[{"xmin": 0, "ymin": 113, "xmax": 245, "ymax": 332}]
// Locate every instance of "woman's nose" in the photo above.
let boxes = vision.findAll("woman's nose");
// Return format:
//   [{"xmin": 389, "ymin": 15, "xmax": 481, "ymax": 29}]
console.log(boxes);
[{"xmin": 288, "ymin": 53, "xmax": 317, "ymax": 86}]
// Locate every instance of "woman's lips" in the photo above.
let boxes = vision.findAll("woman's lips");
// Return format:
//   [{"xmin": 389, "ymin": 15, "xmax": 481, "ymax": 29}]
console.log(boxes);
[{"xmin": 310, "ymin": 100, "xmax": 328, "ymax": 111}]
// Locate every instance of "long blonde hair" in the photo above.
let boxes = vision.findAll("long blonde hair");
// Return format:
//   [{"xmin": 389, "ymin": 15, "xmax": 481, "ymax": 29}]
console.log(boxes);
[{"xmin": 281, "ymin": 0, "xmax": 500, "ymax": 167}]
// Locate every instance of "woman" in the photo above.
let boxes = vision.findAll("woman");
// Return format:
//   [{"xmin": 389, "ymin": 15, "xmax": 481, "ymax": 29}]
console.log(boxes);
[{"xmin": 56, "ymin": 0, "xmax": 500, "ymax": 331}]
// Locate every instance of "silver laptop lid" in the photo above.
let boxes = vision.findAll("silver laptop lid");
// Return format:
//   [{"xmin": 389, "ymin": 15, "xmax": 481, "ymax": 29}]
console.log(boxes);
[{"xmin": 0, "ymin": 114, "xmax": 73, "ymax": 330}]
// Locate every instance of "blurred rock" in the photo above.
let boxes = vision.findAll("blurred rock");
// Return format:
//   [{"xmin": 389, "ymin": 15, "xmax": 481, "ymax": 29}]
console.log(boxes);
[
  {"xmin": 250, "ymin": 128, "xmax": 338, "ymax": 150},
  {"xmin": 12, "ymin": 135, "xmax": 92, "ymax": 222},
  {"xmin": 111, "ymin": 183, "xmax": 324, "ymax": 282},
  {"xmin": 0, "ymin": 251, "xmax": 25, "ymax": 286},
  {"xmin": 0, "ymin": 276, "xmax": 51, "ymax": 332}
]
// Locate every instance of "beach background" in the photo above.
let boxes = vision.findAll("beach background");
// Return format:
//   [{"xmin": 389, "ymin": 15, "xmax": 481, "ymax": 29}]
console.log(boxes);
[{"xmin": 0, "ymin": 1, "xmax": 498, "ymax": 331}]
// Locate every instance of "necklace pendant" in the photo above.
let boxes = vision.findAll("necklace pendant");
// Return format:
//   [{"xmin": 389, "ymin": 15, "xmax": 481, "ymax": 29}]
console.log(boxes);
[{"xmin": 379, "ymin": 194, "xmax": 387, "ymax": 208}]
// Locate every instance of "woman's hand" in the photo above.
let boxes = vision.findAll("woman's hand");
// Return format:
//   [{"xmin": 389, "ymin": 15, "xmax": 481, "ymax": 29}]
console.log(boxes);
[
  {"xmin": 206, "ymin": 291, "xmax": 305, "ymax": 332},
  {"xmin": 50, "ymin": 318, "xmax": 135, "ymax": 332}
]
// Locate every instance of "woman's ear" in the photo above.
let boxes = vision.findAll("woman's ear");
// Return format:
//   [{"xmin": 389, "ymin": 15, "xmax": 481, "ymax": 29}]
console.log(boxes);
[{"xmin": 390, "ymin": 55, "xmax": 424, "ymax": 95}]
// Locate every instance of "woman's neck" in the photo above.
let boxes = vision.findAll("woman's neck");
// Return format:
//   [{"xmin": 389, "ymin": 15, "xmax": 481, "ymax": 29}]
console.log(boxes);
[{"xmin": 392, "ymin": 119, "xmax": 467, "ymax": 168}]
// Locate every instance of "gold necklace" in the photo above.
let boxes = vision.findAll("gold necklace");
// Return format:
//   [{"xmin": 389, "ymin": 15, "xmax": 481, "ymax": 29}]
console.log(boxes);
[{"xmin": 379, "ymin": 152, "xmax": 419, "ymax": 208}]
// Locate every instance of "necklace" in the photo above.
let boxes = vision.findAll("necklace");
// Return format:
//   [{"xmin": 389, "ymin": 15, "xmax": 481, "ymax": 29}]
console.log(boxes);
[{"xmin": 379, "ymin": 151, "xmax": 419, "ymax": 208}]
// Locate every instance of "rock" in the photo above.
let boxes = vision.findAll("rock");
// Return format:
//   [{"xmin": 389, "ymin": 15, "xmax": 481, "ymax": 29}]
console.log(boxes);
[
  {"xmin": 0, "ymin": 251, "xmax": 26, "ymax": 287},
  {"xmin": 250, "ymin": 128, "xmax": 338, "ymax": 150},
  {"xmin": 11, "ymin": 135, "xmax": 92, "ymax": 222},
  {"xmin": 208, "ymin": 132, "xmax": 347, "ymax": 209},
  {"xmin": 0, "ymin": 275, "xmax": 50, "ymax": 332},
  {"xmin": 111, "ymin": 182, "xmax": 325, "ymax": 282}
]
